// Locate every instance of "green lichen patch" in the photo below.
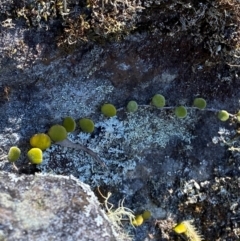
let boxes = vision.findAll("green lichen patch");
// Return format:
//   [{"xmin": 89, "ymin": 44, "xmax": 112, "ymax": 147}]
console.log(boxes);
[{"xmin": 39, "ymin": 108, "xmax": 196, "ymax": 193}]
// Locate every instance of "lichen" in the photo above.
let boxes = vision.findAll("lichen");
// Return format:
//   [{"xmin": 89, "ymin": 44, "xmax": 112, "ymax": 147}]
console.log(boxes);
[
  {"xmin": 39, "ymin": 108, "xmax": 196, "ymax": 187},
  {"xmin": 98, "ymin": 189, "xmax": 135, "ymax": 239}
]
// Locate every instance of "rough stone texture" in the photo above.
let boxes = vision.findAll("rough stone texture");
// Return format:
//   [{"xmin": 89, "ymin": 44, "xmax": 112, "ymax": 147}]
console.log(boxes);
[
  {"xmin": 0, "ymin": 171, "xmax": 121, "ymax": 241},
  {"xmin": 0, "ymin": 1, "xmax": 240, "ymax": 240}
]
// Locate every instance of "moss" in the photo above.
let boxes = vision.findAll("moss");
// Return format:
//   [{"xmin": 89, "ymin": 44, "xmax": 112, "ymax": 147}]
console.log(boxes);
[
  {"xmin": 126, "ymin": 100, "xmax": 138, "ymax": 112},
  {"xmin": 132, "ymin": 214, "xmax": 144, "ymax": 226},
  {"xmin": 30, "ymin": 133, "xmax": 51, "ymax": 150},
  {"xmin": 218, "ymin": 110, "xmax": 229, "ymax": 121},
  {"xmin": 175, "ymin": 106, "xmax": 187, "ymax": 118},
  {"xmin": 63, "ymin": 116, "xmax": 76, "ymax": 132},
  {"xmin": 101, "ymin": 103, "xmax": 117, "ymax": 117},
  {"xmin": 79, "ymin": 118, "xmax": 95, "ymax": 133},
  {"xmin": 151, "ymin": 94, "xmax": 165, "ymax": 108},
  {"xmin": 27, "ymin": 148, "xmax": 43, "ymax": 164},
  {"xmin": 7, "ymin": 146, "xmax": 21, "ymax": 162},
  {"xmin": 142, "ymin": 210, "xmax": 151, "ymax": 220},
  {"xmin": 48, "ymin": 125, "xmax": 67, "ymax": 142},
  {"xmin": 193, "ymin": 98, "xmax": 207, "ymax": 110}
]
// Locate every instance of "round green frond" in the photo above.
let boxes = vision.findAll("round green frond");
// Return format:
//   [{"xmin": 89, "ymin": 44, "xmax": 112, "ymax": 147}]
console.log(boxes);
[
  {"xmin": 132, "ymin": 215, "xmax": 144, "ymax": 226},
  {"xmin": 173, "ymin": 222, "xmax": 187, "ymax": 234},
  {"xmin": 63, "ymin": 116, "xmax": 76, "ymax": 132},
  {"xmin": 8, "ymin": 146, "xmax": 21, "ymax": 162},
  {"xmin": 217, "ymin": 110, "xmax": 229, "ymax": 121},
  {"xmin": 30, "ymin": 133, "xmax": 51, "ymax": 150},
  {"xmin": 142, "ymin": 210, "xmax": 151, "ymax": 220},
  {"xmin": 127, "ymin": 100, "xmax": 138, "ymax": 112},
  {"xmin": 27, "ymin": 148, "xmax": 43, "ymax": 164},
  {"xmin": 79, "ymin": 118, "xmax": 95, "ymax": 133},
  {"xmin": 193, "ymin": 98, "xmax": 207, "ymax": 109},
  {"xmin": 101, "ymin": 103, "xmax": 117, "ymax": 117},
  {"xmin": 151, "ymin": 94, "xmax": 165, "ymax": 108},
  {"xmin": 48, "ymin": 125, "xmax": 67, "ymax": 142},
  {"xmin": 175, "ymin": 106, "xmax": 187, "ymax": 118}
]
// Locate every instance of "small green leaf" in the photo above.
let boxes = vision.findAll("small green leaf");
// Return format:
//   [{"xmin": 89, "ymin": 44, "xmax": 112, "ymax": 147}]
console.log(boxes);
[
  {"xmin": 218, "ymin": 110, "xmax": 229, "ymax": 121},
  {"xmin": 175, "ymin": 106, "xmax": 187, "ymax": 118},
  {"xmin": 8, "ymin": 146, "xmax": 21, "ymax": 162},
  {"xmin": 151, "ymin": 94, "xmax": 165, "ymax": 108}
]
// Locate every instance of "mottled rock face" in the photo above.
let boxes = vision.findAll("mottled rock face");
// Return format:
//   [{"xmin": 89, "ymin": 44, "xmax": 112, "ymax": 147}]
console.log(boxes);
[
  {"xmin": 0, "ymin": 172, "xmax": 121, "ymax": 241},
  {"xmin": 1, "ymin": 1, "xmax": 240, "ymax": 240}
]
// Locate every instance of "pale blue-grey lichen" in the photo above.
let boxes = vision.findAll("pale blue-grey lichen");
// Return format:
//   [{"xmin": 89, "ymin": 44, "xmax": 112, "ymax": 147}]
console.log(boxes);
[{"xmin": 39, "ymin": 108, "xmax": 197, "ymax": 187}]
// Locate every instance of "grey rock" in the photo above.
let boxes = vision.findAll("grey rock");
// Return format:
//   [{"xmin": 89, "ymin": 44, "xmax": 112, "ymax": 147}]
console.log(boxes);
[
  {"xmin": 1, "ymin": 1, "xmax": 240, "ymax": 240},
  {"xmin": 0, "ymin": 171, "xmax": 121, "ymax": 241}
]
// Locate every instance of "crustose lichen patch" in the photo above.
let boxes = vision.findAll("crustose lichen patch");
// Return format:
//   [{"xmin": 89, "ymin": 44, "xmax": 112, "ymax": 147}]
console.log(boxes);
[{"xmin": 39, "ymin": 106, "xmax": 197, "ymax": 187}]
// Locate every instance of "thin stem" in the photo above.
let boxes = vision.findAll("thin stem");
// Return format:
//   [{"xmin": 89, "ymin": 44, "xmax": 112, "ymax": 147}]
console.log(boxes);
[
  {"xmin": 56, "ymin": 139, "xmax": 107, "ymax": 169},
  {"xmin": 118, "ymin": 105, "xmax": 235, "ymax": 116},
  {"xmin": 63, "ymin": 0, "xmax": 67, "ymax": 13},
  {"xmin": 12, "ymin": 162, "xmax": 19, "ymax": 172}
]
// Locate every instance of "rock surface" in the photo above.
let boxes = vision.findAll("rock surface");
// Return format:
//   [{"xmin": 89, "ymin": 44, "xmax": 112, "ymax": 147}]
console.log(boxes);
[
  {"xmin": 0, "ymin": 171, "xmax": 122, "ymax": 241},
  {"xmin": 1, "ymin": 0, "xmax": 240, "ymax": 240}
]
